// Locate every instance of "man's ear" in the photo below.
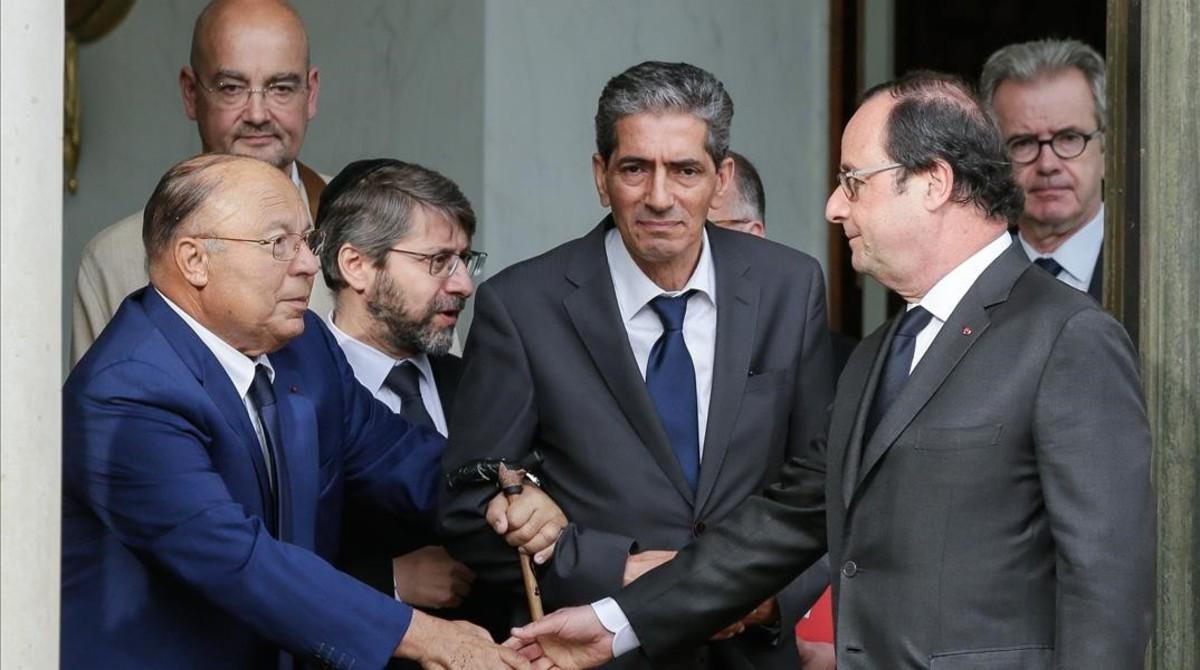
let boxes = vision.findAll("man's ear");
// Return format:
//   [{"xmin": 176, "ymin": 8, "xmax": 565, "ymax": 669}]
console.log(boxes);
[
  {"xmin": 923, "ymin": 158, "xmax": 955, "ymax": 210},
  {"xmin": 338, "ymin": 244, "xmax": 373, "ymax": 293},
  {"xmin": 305, "ymin": 67, "xmax": 320, "ymax": 121},
  {"xmin": 175, "ymin": 237, "xmax": 210, "ymax": 288},
  {"xmin": 592, "ymin": 153, "xmax": 611, "ymax": 208},
  {"xmin": 180, "ymin": 66, "xmax": 200, "ymax": 121},
  {"xmin": 745, "ymin": 220, "xmax": 766, "ymax": 238},
  {"xmin": 708, "ymin": 156, "xmax": 736, "ymax": 210}
]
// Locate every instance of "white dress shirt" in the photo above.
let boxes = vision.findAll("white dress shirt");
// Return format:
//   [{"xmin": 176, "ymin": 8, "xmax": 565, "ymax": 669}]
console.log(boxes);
[
  {"xmin": 324, "ymin": 313, "xmax": 449, "ymax": 437},
  {"xmin": 157, "ymin": 290, "xmax": 276, "ymax": 488},
  {"xmin": 1017, "ymin": 204, "xmax": 1103, "ymax": 293},
  {"xmin": 592, "ymin": 231, "xmax": 1014, "ymax": 657},
  {"xmin": 604, "ymin": 226, "xmax": 717, "ymax": 455}
]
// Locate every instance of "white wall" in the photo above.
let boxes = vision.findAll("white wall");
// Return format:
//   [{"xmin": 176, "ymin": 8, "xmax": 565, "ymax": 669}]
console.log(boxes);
[
  {"xmin": 63, "ymin": 1, "xmax": 829, "ymax": 359},
  {"xmin": 2, "ymin": 0, "xmax": 64, "ymax": 666},
  {"xmin": 481, "ymin": 0, "xmax": 830, "ymax": 275}
]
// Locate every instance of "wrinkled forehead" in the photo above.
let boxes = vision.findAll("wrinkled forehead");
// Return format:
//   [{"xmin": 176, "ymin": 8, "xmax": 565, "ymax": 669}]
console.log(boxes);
[
  {"xmin": 203, "ymin": 164, "xmax": 308, "ymax": 235},
  {"xmin": 841, "ymin": 95, "xmax": 894, "ymax": 166}
]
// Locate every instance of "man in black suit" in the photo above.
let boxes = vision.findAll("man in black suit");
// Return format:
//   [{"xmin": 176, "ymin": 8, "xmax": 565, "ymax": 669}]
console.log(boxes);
[
  {"xmin": 981, "ymin": 39, "xmax": 1107, "ymax": 300},
  {"xmin": 509, "ymin": 71, "xmax": 1153, "ymax": 670},
  {"xmin": 316, "ymin": 159, "xmax": 564, "ymax": 643},
  {"xmin": 441, "ymin": 61, "xmax": 834, "ymax": 669}
]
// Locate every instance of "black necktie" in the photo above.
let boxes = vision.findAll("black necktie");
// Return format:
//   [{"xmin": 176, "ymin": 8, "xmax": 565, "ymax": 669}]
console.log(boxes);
[
  {"xmin": 864, "ymin": 306, "xmax": 934, "ymax": 443},
  {"xmin": 247, "ymin": 364, "xmax": 282, "ymax": 532},
  {"xmin": 645, "ymin": 291, "xmax": 700, "ymax": 494},
  {"xmin": 384, "ymin": 362, "xmax": 436, "ymax": 430},
  {"xmin": 1034, "ymin": 257, "xmax": 1064, "ymax": 277}
]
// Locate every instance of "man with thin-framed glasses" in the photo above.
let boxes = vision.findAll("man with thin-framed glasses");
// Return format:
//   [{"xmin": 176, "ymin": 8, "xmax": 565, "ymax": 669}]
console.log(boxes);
[
  {"xmin": 72, "ymin": 0, "xmax": 334, "ymax": 366},
  {"xmin": 313, "ymin": 159, "xmax": 566, "ymax": 662},
  {"xmin": 981, "ymin": 38, "xmax": 1108, "ymax": 301},
  {"xmin": 62, "ymin": 153, "xmax": 537, "ymax": 669}
]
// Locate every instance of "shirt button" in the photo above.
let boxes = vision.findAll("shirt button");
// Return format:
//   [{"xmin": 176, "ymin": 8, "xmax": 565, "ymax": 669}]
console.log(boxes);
[
  {"xmin": 841, "ymin": 560, "xmax": 858, "ymax": 578},
  {"xmin": 693, "ymin": 522, "xmax": 707, "ymax": 536}
]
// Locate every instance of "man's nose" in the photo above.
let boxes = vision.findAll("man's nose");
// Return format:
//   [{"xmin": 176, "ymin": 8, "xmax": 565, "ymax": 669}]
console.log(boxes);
[
  {"xmin": 242, "ymin": 90, "xmax": 271, "ymax": 125},
  {"xmin": 644, "ymin": 168, "xmax": 673, "ymax": 212},
  {"xmin": 291, "ymin": 240, "xmax": 319, "ymax": 276},
  {"xmin": 444, "ymin": 262, "xmax": 475, "ymax": 297},
  {"xmin": 825, "ymin": 186, "xmax": 849, "ymax": 225}
]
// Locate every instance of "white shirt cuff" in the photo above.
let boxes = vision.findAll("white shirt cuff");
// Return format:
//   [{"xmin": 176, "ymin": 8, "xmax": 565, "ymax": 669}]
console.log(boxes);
[{"xmin": 591, "ymin": 597, "xmax": 641, "ymax": 657}]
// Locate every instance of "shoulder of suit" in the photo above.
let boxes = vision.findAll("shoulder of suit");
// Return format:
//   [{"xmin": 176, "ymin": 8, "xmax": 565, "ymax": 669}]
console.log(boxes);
[
  {"xmin": 81, "ymin": 210, "xmax": 145, "ymax": 260},
  {"xmin": 483, "ymin": 231, "xmax": 593, "ymax": 290},
  {"xmin": 709, "ymin": 224, "xmax": 824, "ymax": 277}
]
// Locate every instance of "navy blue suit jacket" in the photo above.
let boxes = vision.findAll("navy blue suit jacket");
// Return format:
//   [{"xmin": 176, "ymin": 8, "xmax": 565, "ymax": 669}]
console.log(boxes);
[{"xmin": 62, "ymin": 287, "xmax": 444, "ymax": 669}]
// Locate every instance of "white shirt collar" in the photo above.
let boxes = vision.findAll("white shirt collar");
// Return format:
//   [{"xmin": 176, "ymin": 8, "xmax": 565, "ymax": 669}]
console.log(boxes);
[
  {"xmin": 323, "ymin": 311, "xmax": 434, "ymax": 394},
  {"xmin": 918, "ymin": 232, "xmax": 1013, "ymax": 322},
  {"xmin": 604, "ymin": 226, "xmax": 717, "ymax": 324},
  {"xmin": 1017, "ymin": 204, "xmax": 1103, "ymax": 286},
  {"xmin": 156, "ymin": 289, "xmax": 273, "ymax": 397}
]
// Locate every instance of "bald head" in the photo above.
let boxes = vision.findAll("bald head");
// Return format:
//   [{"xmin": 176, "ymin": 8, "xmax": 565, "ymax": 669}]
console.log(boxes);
[
  {"xmin": 180, "ymin": 0, "xmax": 319, "ymax": 170},
  {"xmin": 191, "ymin": 0, "xmax": 309, "ymax": 73}
]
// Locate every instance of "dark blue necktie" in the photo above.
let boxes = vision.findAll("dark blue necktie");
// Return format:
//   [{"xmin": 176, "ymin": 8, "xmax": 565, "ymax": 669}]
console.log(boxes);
[
  {"xmin": 1034, "ymin": 257, "xmax": 1064, "ymax": 277},
  {"xmin": 248, "ymin": 364, "xmax": 282, "ymax": 535},
  {"xmin": 864, "ymin": 306, "xmax": 934, "ymax": 443},
  {"xmin": 384, "ymin": 361, "xmax": 436, "ymax": 430},
  {"xmin": 646, "ymin": 291, "xmax": 700, "ymax": 494}
]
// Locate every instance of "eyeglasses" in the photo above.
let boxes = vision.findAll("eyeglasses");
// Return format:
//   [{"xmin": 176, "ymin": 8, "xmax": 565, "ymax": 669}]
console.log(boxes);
[
  {"xmin": 1006, "ymin": 129, "xmax": 1103, "ymax": 164},
  {"xmin": 198, "ymin": 79, "xmax": 307, "ymax": 110},
  {"xmin": 836, "ymin": 162, "xmax": 903, "ymax": 201},
  {"xmin": 196, "ymin": 228, "xmax": 324, "ymax": 261},
  {"xmin": 388, "ymin": 248, "xmax": 487, "ymax": 278},
  {"xmin": 711, "ymin": 218, "xmax": 753, "ymax": 227}
]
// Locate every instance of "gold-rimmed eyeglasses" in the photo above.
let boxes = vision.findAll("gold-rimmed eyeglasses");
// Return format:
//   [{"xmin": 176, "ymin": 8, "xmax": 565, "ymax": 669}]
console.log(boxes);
[
  {"xmin": 196, "ymin": 229, "xmax": 324, "ymax": 262},
  {"xmin": 388, "ymin": 248, "xmax": 488, "ymax": 278},
  {"xmin": 836, "ymin": 162, "xmax": 903, "ymax": 201}
]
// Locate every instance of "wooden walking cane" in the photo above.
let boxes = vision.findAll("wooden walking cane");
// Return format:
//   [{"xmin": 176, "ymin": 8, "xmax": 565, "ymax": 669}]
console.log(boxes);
[{"xmin": 498, "ymin": 463, "xmax": 545, "ymax": 620}]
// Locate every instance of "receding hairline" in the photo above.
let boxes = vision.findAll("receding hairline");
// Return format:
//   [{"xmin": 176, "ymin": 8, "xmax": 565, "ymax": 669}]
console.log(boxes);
[{"xmin": 189, "ymin": 0, "xmax": 311, "ymax": 73}]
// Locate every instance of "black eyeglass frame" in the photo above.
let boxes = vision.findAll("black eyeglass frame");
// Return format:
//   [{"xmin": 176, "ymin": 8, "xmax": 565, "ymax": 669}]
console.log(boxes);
[{"xmin": 1005, "ymin": 128, "xmax": 1104, "ymax": 164}]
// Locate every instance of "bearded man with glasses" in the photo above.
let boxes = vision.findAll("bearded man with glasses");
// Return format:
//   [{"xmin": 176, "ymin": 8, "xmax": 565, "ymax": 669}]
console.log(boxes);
[
  {"xmin": 72, "ymin": 0, "xmax": 335, "ymax": 366},
  {"xmin": 981, "ymin": 38, "xmax": 1108, "ymax": 301}
]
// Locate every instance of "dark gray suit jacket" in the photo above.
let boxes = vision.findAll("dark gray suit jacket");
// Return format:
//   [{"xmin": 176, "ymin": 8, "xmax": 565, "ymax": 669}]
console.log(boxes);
[
  {"xmin": 615, "ymin": 243, "xmax": 1153, "ymax": 670},
  {"xmin": 440, "ymin": 219, "xmax": 834, "ymax": 668}
]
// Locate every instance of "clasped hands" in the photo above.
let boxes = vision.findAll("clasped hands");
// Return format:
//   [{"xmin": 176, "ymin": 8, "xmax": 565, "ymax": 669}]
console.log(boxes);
[
  {"xmin": 392, "ymin": 484, "xmax": 566, "ymax": 668},
  {"xmin": 502, "ymin": 549, "xmax": 780, "ymax": 669}
]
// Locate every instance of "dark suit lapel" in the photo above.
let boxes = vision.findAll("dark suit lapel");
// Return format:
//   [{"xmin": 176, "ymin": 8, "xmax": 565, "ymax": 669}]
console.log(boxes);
[
  {"xmin": 694, "ymin": 229, "xmax": 757, "ymax": 512},
  {"xmin": 429, "ymin": 355, "xmax": 464, "ymax": 422},
  {"xmin": 837, "ymin": 321, "xmax": 891, "ymax": 508},
  {"xmin": 851, "ymin": 244, "xmax": 1027, "ymax": 503},
  {"xmin": 1088, "ymin": 244, "xmax": 1103, "ymax": 301},
  {"xmin": 562, "ymin": 220, "xmax": 695, "ymax": 504},
  {"xmin": 141, "ymin": 288, "xmax": 275, "ymax": 507}
]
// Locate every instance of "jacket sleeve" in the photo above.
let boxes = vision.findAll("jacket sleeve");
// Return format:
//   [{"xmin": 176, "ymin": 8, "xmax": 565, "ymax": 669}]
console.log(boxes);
[
  {"xmin": 1033, "ymin": 307, "xmax": 1153, "ymax": 668},
  {"xmin": 64, "ymin": 359, "xmax": 413, "ymax": 670}
]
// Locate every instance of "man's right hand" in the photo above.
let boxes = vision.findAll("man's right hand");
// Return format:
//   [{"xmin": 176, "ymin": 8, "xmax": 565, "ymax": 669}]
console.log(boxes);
[
  {"xmin": 394, "ymin": 610, "xmax": 530, "ymax": 669},
  {"xmin": 392, "ymin": 546, "xmax": 475, "ymax": 609},
  {"xmin": 505, "ymin": 606, "xmax": 615, "ymax": 669}
]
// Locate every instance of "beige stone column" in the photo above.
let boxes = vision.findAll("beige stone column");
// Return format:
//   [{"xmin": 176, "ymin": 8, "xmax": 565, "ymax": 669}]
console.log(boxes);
[
  {"xmin": 1, "ymin": 0, "xmax": 64, "ymax": 667},
  {"xmin": 1141, "ymin": 0, "xmax": 1200, "ymax": 666}
]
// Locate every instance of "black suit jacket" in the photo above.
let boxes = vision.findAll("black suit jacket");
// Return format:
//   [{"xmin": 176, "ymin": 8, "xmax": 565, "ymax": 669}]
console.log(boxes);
[
  {"xmin": 441, "ymin": 219, "xmax": 835, "ymax": 669},
  {"xmin": 615, "ymin": 243, "xmax": 1153, "ymax": 670}
]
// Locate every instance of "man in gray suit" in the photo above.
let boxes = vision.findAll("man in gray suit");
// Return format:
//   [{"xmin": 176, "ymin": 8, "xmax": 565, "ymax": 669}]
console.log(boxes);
[
  {"xmin": 441, "ymin": 61, "xmax": 834, "ymax": 669},
  {"xmin": 509, "ymin": 71, "xmax": 1153, "ymax": 670}
]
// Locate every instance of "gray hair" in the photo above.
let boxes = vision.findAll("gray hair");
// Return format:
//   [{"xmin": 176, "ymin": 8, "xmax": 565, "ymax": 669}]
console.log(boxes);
[
  {"xmin": 317, "ymin": 159, "xmax": 476, "ymax": 292},
  {"xmin": 725, "ymin": 151, "xmax": 766, "ymax": 223},
  {"xmin": 980, "ymin": 39, "xmax": 1106, "ymax": 130},
  {"xmin": 143, "ymin": 153, "xmax": 240, "ymax": 261},
  {"xmin": 595, "ymin": 61, "xmax": 734, "ymax": 166}
]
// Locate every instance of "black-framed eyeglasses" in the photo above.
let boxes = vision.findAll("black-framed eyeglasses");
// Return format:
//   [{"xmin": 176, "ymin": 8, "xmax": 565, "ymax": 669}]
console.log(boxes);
[
  {"xmin": 1006, "ymin": 128, "xmax": 1103, "ymax": 164},
  {"xmin": 836, "ymin": 162, "xmax": 903, "ymax": 201},
  {"xmin": 388, "ymin": 248, "xmax": 487, "ymax": 278},
  {"xmin": 198, "ymin": 79, "xmax": 308, "ymax": 110},
  {"xmin": 196, "ymin": 229, "xmax": 324, "ymax": 262}
]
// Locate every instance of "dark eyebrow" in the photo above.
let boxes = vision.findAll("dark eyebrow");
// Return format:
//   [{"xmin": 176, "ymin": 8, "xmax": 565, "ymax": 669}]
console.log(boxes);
[
  {"xmin": 211, "ymin": 69, "xmax": 303, "ymax": 85},
  {"xmin": 667, "ymin": 159, "xmax": 706, "ymax": 171}
]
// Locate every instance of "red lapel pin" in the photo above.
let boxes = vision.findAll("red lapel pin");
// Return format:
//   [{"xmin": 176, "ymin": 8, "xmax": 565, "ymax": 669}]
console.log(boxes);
[{"xmin": 962, "ymin": 326, "xmax": 973, "ymax": 336}]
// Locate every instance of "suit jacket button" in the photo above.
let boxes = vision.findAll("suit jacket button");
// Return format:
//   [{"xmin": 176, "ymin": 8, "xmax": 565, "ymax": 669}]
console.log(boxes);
[
  {"xmin": 841, "ymin": 560, "xmax": 858, "ymax": 578},
  {"xmin": 693, "ymin": 522, "xmax": 706, "ymax": 536}
]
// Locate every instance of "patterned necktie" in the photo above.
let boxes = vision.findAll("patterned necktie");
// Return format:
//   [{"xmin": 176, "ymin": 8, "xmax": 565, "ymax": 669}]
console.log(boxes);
[
  {"xmin": 645, "ymin": 291, "xmax": 700, "ymax": 494},
  {"xmin": 1034, "ymin": 257, "xmax": 1064, "ymax": 277},
  {"xmin": 384, "ymin": 361, "xmax": 436, "ymax": 430}
]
